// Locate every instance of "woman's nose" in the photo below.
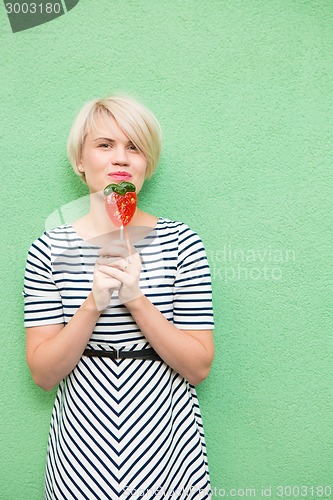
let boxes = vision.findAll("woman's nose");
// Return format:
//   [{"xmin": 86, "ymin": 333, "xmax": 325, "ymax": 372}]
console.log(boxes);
[{"xmin": 111, "ymin": 146, "xmax": 129, "ymax": 166}]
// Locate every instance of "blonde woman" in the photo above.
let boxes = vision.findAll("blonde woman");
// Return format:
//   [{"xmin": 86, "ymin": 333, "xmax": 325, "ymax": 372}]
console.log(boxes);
[{"xmin": 24, "ymin": 95, "xmax": 214, "ymax": 499}]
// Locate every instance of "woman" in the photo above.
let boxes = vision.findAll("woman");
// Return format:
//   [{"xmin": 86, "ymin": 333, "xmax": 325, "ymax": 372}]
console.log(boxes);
[{"xmin": 24, "ymin": 95, "xmax": 215, "ymax": 499}]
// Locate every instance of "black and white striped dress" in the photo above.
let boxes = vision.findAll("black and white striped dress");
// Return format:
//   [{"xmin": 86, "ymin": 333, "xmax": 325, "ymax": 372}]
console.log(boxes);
[{"xmin": 23, "ymin": 218, "xmax": 214, "ymax": 499}]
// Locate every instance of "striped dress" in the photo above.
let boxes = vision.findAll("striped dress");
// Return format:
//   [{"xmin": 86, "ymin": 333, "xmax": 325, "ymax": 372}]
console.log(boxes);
[{"xmin": 23, "ymin": 218, "xmax": 214, "ymax": 499}]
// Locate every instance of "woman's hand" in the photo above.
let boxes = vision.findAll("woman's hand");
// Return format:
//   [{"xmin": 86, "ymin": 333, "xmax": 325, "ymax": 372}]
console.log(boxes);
[
  {"xmin": 96, "ymin": 241, "xmax": 143, "ymax": 306},
  {"xmin": 92, "ymin": 263, "xmax": 122, "ymax": 311},
  {"xmin": 92, "ymin": 261, "xmax": 122, "ymax": 311}
]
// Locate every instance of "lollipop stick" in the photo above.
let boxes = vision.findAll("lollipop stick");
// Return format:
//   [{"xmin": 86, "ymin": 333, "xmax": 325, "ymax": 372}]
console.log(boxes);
[
  {"xmin": 124, "ymin": 226, "xmax": 132, "ymax": 256},
  {"xmin": 120, "ymin": 225, "xmax": 131, "ymax": 256}
]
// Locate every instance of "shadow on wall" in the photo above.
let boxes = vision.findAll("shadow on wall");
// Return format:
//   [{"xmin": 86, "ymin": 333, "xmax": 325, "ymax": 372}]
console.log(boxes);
[{"xmin": 4, "ymin": 0, "xmax": 80, "ymax": 33}]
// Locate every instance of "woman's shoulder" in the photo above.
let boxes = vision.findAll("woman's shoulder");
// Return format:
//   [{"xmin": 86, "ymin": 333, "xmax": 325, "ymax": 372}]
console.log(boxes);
[
  {"xmin": 45, "ymin": 223, "xmax": 80, "ymax": 240},
  {"xmin": 27, "ymin": 224, "xmax": 80, "ymax": 251},
  {"xmin": 155, "ymin": 218, "xmax": 209, "ymax": 264},
  {"xmin": 156, "ymin": 217, "xmax": 206, "ymax": 247}
]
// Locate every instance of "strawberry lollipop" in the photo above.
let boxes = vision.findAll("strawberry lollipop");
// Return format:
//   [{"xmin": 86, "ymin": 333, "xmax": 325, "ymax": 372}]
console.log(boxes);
[{"xmin": 103, "ymin": 181, "xmax": 137, "ymax": 229}]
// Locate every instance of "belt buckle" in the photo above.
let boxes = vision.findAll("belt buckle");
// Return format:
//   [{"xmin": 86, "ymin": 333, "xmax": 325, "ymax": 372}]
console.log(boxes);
[{"xmin": 114, "ymin": 349, "xmax": 120, "ymax": 359}]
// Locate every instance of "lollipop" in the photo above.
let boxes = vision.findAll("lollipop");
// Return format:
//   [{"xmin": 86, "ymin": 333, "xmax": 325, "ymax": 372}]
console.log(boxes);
[{"xmin": 103, "ymin": 181, "xmax": 137, "ymax": 238}]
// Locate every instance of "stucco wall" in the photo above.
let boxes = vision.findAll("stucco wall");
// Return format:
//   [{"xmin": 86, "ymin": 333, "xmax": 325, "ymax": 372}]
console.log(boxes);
[{"xmin": 0, "ymin": 1, "xmax": 332, "ymax": 498}]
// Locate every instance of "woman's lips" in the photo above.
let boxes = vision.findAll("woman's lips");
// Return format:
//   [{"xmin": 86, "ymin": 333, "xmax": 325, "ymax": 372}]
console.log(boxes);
[{"xmin": 108, "ymin": 172, "xmax": 132, "ymax": 181}]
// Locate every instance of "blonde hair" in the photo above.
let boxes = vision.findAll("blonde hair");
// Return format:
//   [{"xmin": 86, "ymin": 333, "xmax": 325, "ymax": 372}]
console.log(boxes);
[{"xmin": 67, "ymin": 94, "xmax": 162, "ymax": 181}]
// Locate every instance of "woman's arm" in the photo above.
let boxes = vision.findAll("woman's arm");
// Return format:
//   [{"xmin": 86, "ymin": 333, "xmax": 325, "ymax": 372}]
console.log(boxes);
[
  {"xmin": 125, "ymin": 295, "xmax": 214, "ymax": 386},
  {"xmin": 25, "ymin": 241, "xmax": 126, "ymax": 391},
  {"xmin": 26, "ymin": 292, "xmax": 101, "ymax": 391}
]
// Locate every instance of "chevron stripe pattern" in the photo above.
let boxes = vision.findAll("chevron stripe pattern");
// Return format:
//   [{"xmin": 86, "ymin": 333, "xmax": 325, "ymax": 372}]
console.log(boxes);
[{"xmin": 23, "ymin": 218, "xmax": 214, "ymax": 499}]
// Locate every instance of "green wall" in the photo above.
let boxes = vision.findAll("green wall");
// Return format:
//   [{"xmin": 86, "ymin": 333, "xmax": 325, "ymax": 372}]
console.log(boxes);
[{"xmin": 1, "ymin": 1, "xmax": 332, "ymax": 498}]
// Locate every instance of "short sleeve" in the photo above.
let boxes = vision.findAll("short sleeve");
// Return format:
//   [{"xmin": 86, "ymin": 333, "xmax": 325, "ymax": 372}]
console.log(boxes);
[
  {"xmin": 173, "ymin": 225, "xmax": 214, "ymax": 330},
  {"xmin": 23, "ymin": 234, "xmax": 65, "ymax": 328}
]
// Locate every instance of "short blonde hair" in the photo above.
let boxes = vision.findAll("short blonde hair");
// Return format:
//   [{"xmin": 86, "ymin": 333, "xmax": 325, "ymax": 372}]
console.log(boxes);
[{"xmin": 67, "ymin": 94, "xmax": 162, "ymax": 181}]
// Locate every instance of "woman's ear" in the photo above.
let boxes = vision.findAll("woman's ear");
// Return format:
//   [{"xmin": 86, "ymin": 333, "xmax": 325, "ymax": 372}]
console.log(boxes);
[{"xmin": 77, "ymin": 161, "xmax": 84, "ymax": 174}]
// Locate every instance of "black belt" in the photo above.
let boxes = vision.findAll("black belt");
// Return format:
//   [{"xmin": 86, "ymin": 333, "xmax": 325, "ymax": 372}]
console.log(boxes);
[{"xmin": 83, "ymin": 347, "xmax": 162, "ymax": 361}]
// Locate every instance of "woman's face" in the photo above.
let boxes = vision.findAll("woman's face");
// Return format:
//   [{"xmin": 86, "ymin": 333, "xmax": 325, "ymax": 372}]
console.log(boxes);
[{"xmin": 77, "ymin": 116, "xmax": 147, "ymax": 195}]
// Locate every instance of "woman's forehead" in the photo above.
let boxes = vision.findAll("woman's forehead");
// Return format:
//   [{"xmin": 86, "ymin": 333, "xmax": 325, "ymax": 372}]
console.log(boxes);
[{"xmin": 86, "ymin": 115, "xmax": 129, "ymax": 141}]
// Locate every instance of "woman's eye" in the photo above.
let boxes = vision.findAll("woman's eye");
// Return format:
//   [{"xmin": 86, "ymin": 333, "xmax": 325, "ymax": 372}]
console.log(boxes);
[
  {"xmin": 128, "ymin": 143, "xmax": 138, "ymax": 151},
  {"xmin": 98, "ymin": 143, "xmax": 111, "ymax": 149}
]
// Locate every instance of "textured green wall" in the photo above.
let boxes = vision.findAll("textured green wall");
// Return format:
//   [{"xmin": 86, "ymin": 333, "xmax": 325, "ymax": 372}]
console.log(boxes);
[{"xmin": 0, "ymin": 1, "xmax": 332, "ymax": 498}]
